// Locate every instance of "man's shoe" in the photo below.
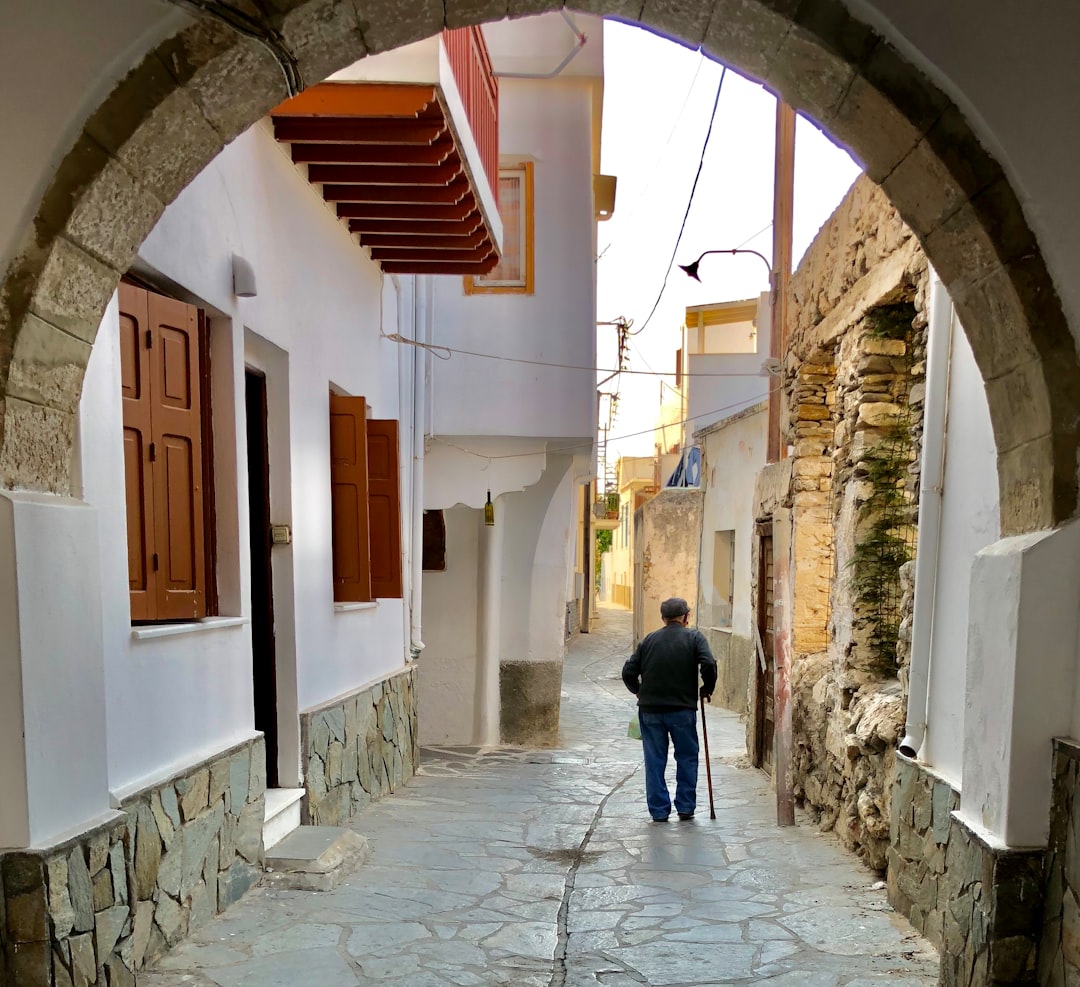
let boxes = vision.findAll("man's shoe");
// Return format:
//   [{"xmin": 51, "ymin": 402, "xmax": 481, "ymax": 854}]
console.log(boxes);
[
  {"xmin": 677, "ymin": 812, "xmax": 694, "ymax": 821},
  {"xmin": 652, "ymin": 815, "xmax": 670, "ymax": 822}
]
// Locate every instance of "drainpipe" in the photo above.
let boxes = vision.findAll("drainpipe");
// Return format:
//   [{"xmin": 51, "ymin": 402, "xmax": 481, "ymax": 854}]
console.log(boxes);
[
  {"xmin": 409, "ymin": 276, "xmax": 431, "ymax": 659},
  {"xmin": 899, "ymin": 272, "xmax": 954, "ymax": 758},
  {"xmin": 397, "ymin": 278, "xmax": 414, "ymax": 658}
]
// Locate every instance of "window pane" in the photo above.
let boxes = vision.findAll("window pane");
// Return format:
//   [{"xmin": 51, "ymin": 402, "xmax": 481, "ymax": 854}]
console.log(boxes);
[{"xmin": 477, "ymin": 170, "xmax": 525, "ymax": 286}]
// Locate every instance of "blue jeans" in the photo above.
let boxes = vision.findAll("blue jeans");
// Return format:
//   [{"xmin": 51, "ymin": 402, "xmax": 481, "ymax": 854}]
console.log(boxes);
[{"xmin": 638, "ymin": 708, "xmax": 699, "ymax": 819}]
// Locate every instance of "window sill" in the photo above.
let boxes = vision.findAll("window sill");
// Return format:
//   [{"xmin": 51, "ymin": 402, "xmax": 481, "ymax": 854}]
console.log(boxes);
[
  {"xmin": 334, "ymin": 601, "xmax": 379, "ymax": 613},
  {"xmin": 130, "ymin": 617, "xmax": 249, "ymax": 641},
  {"xmin": 708, "ymin": 625, "xmax": 734, "ymax": 634}
]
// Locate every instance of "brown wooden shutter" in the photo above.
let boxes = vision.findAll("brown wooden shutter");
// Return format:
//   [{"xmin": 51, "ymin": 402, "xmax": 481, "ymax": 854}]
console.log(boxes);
[
  {"xmin": 329, "ymin": 395, "xmax": 372, "ymax": 602},
  {"xmin": 119, "ymin": 284, "xmax": 156, "ymax": 620},
  {"xmin": 148, "ymin": 292, "xmax": 206, "ymax": 619},
  {"xmin": 366, "ymin": 419, "xmax": 402, "ymax": 598}
]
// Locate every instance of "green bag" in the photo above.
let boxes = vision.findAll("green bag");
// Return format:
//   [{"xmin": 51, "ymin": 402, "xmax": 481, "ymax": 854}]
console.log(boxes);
[{"xmin": 627, "ymin": 714, "xmax": 642, "ymax": 741}]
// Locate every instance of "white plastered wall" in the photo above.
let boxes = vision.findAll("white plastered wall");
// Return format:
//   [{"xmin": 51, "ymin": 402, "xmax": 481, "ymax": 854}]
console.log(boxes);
[
  {"xmin": 696, "ymin": 406, "xmax": 768, "ymax": 640},
  {"xmin": 920, "ymin": 315, "xmax": 999, "ymax": 787},
  {"xmin": 77, "ymin": 122, "xmax": 409, "ymax": 797}
]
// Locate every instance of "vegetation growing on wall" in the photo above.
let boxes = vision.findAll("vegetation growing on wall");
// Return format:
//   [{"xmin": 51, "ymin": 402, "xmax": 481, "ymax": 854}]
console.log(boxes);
[{"xmin": 848, "ymin": 418, "xmax": 915, "ymax": 672}]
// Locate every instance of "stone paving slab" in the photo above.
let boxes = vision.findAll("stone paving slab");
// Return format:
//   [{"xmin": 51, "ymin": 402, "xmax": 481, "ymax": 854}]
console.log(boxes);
[{"xmin": 142, "ymin": 605, "xmax": 938, "ymax": 986}]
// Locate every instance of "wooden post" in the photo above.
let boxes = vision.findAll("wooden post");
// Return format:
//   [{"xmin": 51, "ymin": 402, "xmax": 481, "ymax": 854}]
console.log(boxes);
[
  {"xmin": 772, "ymin": 509, "xmax": 796, "ymax": 826},
  {"xmin": 770, "ymin": 100, "xmax": 797, "ymax": 827},
  {"xmin": 767, "ymin": 100, "xmax": 796, "ymax": 464}
]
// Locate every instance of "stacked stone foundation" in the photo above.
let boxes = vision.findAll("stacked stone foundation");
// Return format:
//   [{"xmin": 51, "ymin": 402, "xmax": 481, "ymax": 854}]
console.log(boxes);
[
  {"xmin": 889, "ymin": 756, "xmax": 1045, "ymax": 986},
  {"xmin": 300, "ymin": 664, "xmax": 419, "ymax": 827},
  {"xmin": 0, "ymin": 735, "xmax": 266, "ymax": 987}
]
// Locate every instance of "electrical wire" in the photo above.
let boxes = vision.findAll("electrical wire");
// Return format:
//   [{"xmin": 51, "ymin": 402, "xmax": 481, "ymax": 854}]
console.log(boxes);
[
  {"xmin": 596, "ymin": 52, "xmax": 707, "ymax": 263},
  {"xmin": 381, "ymin": 331, "xmax": 776, "ymax": 378},
  {"xmin": 627, "ymin": 65, "xmax": 728, "ymax": 337},
  {"xmin": 432, "ymin": 386, "xmax": 775, "ymax": 462}
]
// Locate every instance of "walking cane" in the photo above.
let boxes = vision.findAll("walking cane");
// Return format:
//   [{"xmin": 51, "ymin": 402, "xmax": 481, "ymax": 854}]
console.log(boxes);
[{"xmin": 700, "ymin": 696, "xmax": 716, "ymax": 820}]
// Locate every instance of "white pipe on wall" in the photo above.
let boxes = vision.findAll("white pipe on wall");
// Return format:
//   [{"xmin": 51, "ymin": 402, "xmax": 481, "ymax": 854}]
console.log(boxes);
[
  {"xmin": 899, "ymin": 272, "xmax": 954, "ymax": 758},
  {"xmin": 409, "ymin": 276, "xmax": 430, "ymax": 658},
  {"xmin": 397, "ymin": 277, "xmax": 415, "ymax": 659}
]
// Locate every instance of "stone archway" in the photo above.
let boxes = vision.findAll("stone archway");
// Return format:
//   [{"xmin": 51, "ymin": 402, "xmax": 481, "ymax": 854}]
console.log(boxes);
[{"xmin": 0, "ymin": 0, "xmax": 1075, "ymax": 536}]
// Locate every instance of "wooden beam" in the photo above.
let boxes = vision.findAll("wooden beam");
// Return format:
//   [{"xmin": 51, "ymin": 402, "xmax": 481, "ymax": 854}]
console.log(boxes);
[
  {"xmin": 322, "ymin": 179, "xmax": 472, "ymax": 205},
  {"xmin": 272, "ymin": 117, "xmax": 446, "ymax": 144},
  {"xmin": 307, "ymin": 162, "xmax": 462, "ymax": 185},
  {"xmin": 347, "ymin": 217, "xmax": 485, "ymax": 236},
  {"xmin": 336, "ymin": 201, "xmax": 478, "ymax": 221},
  {"xmin": 271, "ymin": 83, "xmax": 438, "ymax": 119},
  {"xmin": 359, "ymin": 230, "xmax": 490, "ymax": 249},
  {"xmin": 290, "ymin": 139, "xmax": 456, "ymax": 165},
  {"xmin": 380, "ymin": 259, "xmax": 499, "ymax": 275},
  {"xmin": 369, "ymin": 245, "xmax": 496, "ymax": 263}
]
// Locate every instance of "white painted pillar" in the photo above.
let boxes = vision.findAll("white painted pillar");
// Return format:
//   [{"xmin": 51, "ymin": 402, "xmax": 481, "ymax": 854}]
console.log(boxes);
[
  {"xmin": 0, "ymin": 492, "xmax": 111, "ymax": 847},
  {"xmin": 476, "ymin": 506, "xmax": 504, "ymax": 746},
  {"xmin": 960, "ymin": 518, "xmax": 1080, "ymax": 846}
]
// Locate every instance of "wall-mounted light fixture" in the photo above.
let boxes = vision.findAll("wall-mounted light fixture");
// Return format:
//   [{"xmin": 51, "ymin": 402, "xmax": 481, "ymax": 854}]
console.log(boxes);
[
  {"xmin": 484, "ymin": 490, "xmax": 495, "ymax": 527},
  {"xmin": 677, "ymin": 248, "xmax": 773, "ymax": 289},
  {"xmin": 232, "ymin": 254, "xmax": 258, "ymax": 298}
]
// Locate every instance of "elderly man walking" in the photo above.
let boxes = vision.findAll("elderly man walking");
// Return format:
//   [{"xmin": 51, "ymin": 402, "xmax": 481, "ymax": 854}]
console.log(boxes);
[{"xmin": 622, "ymin": 597, "xmax": 718, "ymax": 821}]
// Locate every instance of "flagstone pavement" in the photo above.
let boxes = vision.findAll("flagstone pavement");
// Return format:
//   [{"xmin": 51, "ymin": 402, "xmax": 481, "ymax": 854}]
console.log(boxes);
[{"xmin": 143, "ymin": 604, "xmax": 938, "ymax": 987}]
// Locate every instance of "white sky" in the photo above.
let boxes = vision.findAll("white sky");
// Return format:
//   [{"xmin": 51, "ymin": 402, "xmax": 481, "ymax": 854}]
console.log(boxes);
[{"xmin": 597, "ymin": 21, "xmax": 862, "ymax": 463}]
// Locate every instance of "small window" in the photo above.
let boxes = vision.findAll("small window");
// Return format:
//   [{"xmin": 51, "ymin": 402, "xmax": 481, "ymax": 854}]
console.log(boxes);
[
  {"xmin": 464, "ymin": 163, "xmax": 534, "ymax": 294},
  {"xmin": 712, "ymin": 530, "xmax": 735, "ymax": 627},
  {"xmin": 422, "ymin": 510, "xmax": 447, "ymax": 571}
]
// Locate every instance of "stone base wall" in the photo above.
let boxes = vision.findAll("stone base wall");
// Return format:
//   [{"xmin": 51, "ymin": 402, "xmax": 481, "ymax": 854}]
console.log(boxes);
[
  {"xmin": 704, "ymin": 630, "xmax": 753, "ymax": 715},
  {"xmin": 888, "ymin": 755, "xmax": 961, "ymax": 946},
  {"xmin": 0, "ymin": 735, "xmax": 266, "ymax": 987},
  {"xmin": 301, "ymin": 664, "xmax": 419, "ymax": 827},
  {"xmin": 1038, "ymin": 738, "xmax": 1080, "ymax": 985},
  {"xmin": 500, "ymin": 659, "xmax": 562, "ymax": 746}
]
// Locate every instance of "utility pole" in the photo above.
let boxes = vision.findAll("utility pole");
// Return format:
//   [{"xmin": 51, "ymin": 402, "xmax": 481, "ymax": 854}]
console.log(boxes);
[{"xmin": 771, "ymin": 99, "xmax": 797, "ymax": 828}]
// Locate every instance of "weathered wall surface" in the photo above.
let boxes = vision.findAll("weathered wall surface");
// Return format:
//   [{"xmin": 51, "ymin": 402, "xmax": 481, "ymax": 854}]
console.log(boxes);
[
  {"xmin": 773, "ymin": 176, "xmax": 930, "ymax": 870},
  {"xmin": 636, "ymin": 488, "xmax": 704, "ymax": 640}
]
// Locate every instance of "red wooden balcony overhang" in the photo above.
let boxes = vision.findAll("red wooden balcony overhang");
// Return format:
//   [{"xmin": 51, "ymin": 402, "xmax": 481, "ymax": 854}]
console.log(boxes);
[{"xmin": 271, "ymin": 81, "xmax": 499, "ymax": 276}]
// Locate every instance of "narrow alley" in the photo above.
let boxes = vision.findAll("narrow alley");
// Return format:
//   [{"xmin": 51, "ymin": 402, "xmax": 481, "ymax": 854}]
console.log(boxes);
[{"xmin": 142, "ymin": 607, "xmax": 937, "ymax": 987}]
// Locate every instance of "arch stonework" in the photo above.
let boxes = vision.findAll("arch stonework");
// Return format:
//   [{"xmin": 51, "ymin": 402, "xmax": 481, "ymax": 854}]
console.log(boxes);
[{"xmin": 0, "ymin": 0, "xmax": 1075, "ymax": 536}]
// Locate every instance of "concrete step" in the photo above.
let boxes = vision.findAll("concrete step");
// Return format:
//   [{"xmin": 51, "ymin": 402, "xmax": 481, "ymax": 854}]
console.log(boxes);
[
  {"xmin": 264, "ymin": 826, "xmax": 369, "ymax": 891},
  {"xmin": 262, "ymin": 787, "xmax": 304, "ymax": 850}
]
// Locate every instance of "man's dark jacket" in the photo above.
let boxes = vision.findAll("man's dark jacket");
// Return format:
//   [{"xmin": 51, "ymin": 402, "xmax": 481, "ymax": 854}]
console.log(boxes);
[{"xmin": 622, "ymin": 623, "xmax": 718, "ymax": 710}]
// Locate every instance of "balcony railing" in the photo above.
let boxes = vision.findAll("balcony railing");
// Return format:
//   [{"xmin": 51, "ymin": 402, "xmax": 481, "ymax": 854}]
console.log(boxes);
[{"xmin": 442, "ymin": 26, "xmax": 499, "ymax": 191}]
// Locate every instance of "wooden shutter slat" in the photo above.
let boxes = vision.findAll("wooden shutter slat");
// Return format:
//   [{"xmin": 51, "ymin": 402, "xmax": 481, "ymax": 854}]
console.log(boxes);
[
  {"xmin": 329, "ymin": 395, "xmax": 372, "ymax": 602},
  {"xmin": 148, "ymin": 292, "xmax": 206, "ymax": 620},
  {"xmin": 118, "ymin": 284, "xmax": 156, "ymax": 620},
  {"xmin": 366, "ymin": 419, "xmax": 402, "ymax": 598}
]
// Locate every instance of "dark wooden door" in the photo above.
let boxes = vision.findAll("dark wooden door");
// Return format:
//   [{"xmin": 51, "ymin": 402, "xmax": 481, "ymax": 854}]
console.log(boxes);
[
  {"xmin": 755, "ymin": 530, "xmax": 776, "ymax": 773},
  {"xmin": 246, "ymin": 370, "xmax": 278, "ymax": 788}
]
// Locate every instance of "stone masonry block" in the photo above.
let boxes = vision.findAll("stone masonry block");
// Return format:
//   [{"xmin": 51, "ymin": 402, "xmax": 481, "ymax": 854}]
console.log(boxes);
[
  {"xmin": 701, "ymin": 0, "xmax": 790, "ymax": 85},
  {"xmin": 3, "ymin": 855, "xmax": 47, "ymax": 944},
  {"xmin": 984, "ymin": 360, "xmax": 1052, "ymax": 455},
  {"xmin": 111, "ymin": 87, "xmax": 225, "ymax": 207},
  {"xmin": 499, "ymin": 660, "xmax": 562, "ymax": 746},
  {"xmin": 28, "ymin": 237, "xmax": 118, "ymax": 345},
  {"xmin": 766, "ymin": 25, "xmax": 856, "ymax": 129},
  {"xmin": 64, "ymin": 155, "xmax": 165, "ymax": 273},
  {"xmin": 155, "ymin": 23, "xmax": 289, "ymax": 142},
  {"xmin": 0, "ymin": 397, "xmax": 74, "ymax": 493},
  {"xmin": 638, "ymin": 0, "xmax": 717, "ymax": 51},
  {"xmin": 997, "ymin": 434, "xmax": 1056, "ymax": 536},
  {"xmin": 882, "ymin": 135, "xmax": 968, "ymax": 242},
  {"xmin": 445, "ymin": 0, "xmax": 508, "ymax": 29},
  {"xmin": 282, "ymin": 0, "xmax": 370, "ymax": 83}
]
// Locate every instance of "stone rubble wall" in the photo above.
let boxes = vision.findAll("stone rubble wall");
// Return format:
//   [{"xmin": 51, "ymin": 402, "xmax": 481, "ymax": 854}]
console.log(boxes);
[
  {"xmin": 888, "ymin": 755, "xmax": 960, "ymax": 947},
  {"xmin": 0, "ymin": 735, "xmax": 266, "ymax": 987},
  {"xmin": 1038, "ymin": 738, "xmax": 1080, "ymax": 984},
  {"xmin": 301, "ymin": 664, "xmax": 419, "ymax": 827},
  {"xmin": 781, "ymin": 174, "xmax": 929, "ymax": 872}
]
